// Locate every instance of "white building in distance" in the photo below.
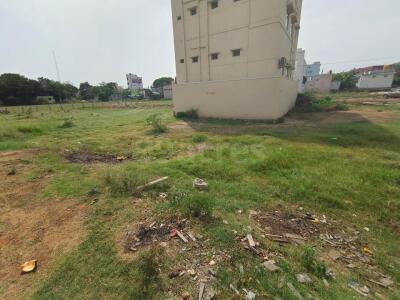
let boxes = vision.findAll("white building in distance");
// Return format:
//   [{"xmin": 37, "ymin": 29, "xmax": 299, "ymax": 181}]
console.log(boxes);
[
  {"xmin": 126, "ymin": 73, "xmax": 143, "ymax": 90},
  {"xmin": 171, "ymin": 0, "xmax": 303, "ymax": 120},
  {"xmin": 356, "ymin": 70, "xmax": 395, "ymax": 90}
]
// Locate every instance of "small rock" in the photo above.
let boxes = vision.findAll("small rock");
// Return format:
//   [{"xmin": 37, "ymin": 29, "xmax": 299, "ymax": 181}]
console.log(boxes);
[
  {"xmin": 245, "ymin": 290, "xmax": 256, "ymax": 300},
  {"xmin": 328, "ymin": 249, "xmax": 342, "ymax": 261},
  {"xmin": 193, "ymin": 178, "xmax": 209, "ymax": 191},
  {"xmin": 296, "ymin": 274, "xmax": 313, "ymax": 284},
  {"xmin": 323, "ymin": 278, "xmax": 330, "ymax": 287},
  {"xmin": 287, "ymin": 282, "xmax": 304, "ymax": 300},
  {"xmin": 263, "ymin": 260, "xmax": 280, "ymax": 272},
  {"xmin": 187, "ymin": 269, "xmax": 197, "ymax": 277},
  {"xmin": 182, "ymin": 292, "xmax": 191, "ymax": 300},
  {"xmin": 363, "ymin": 227, "xmax": 370, "ymax": 232},
  {"xmin": 209, "ymin": 260, "xmax": 216, "ymax": 266},
  {"xmin": 160, "ymin": 242, "xmax": 167, "ymax": 247},
  {"xmin": 379, "ymin": 277, "xmax": 394, "ymax": 288}
]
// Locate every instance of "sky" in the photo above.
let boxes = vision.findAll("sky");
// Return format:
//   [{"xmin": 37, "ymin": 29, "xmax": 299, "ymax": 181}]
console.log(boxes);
[{"xmin": 0, "ymin": 0, "xmax": 399, "ymax": 88}]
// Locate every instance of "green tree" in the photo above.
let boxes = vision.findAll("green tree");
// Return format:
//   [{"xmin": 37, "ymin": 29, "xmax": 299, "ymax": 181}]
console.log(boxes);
[
  {"xmin": 332, "ymin": 72, "xmax": 357, "ymax": 91},
  {"xmin": 152, "ymin": 77, "xmax": 173, "ymax": 88},
  {"xmin": 0, "ymin": 73, "xmax": 42, "ymax": 106},
  {"xmin": 79, "ymin": 82, "xmax": 95, "ymax": 100}
]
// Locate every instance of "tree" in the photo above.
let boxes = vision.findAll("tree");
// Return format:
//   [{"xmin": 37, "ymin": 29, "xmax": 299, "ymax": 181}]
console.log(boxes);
[
  {"xmin": 79, "ymin": 82, "xmax": 95, "ymax": 100},
  {"xmin": 393, "ymin": 64, "xmax": 400, "ymax": 87},
  {"xmin": 332, "ymin": 72, "xmax": 357, "ymax": 91},
  {"xmin": 152, "ymin": 77, "xmax": 173, "ymax": 88},
  {"xmin": 0, "ymin": 73, "xmax": 42, "ymax": 106},
  {"xmin": 93, "ymin": 82, "xmax": 118, "ymax": 101}
]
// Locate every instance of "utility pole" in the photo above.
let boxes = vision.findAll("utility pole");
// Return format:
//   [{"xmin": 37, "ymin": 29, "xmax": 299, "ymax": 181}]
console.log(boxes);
[{"xmin": 52, "ymin": 50, "xmax": 62, "ymax": 82}]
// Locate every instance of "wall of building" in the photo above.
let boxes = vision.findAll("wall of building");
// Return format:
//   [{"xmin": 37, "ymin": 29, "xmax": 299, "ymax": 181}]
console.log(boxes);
[
  {"xmin": 171, "ymin": 0, "xmax": 302, "ymax": 120},
  {"xmin": 305, "ymin": 74, "xmax": 333, "ymax": 93},
  {"xmin": 294, "ymin": 48, "xmax": 306, "ymax": 92},
  {"xmin": 357, "ymin": 72, "xmax": 395, "ymax": 90},
  {"xmin": 305, "ymin": 62, "xmax": 321, "ymax": 78},
  {"xmin": 173, "ymin": 77, "xmax": 297, "ymax": 120},
  {"xmin": 163, "ymin": 85, "xmax": 173, "ymax": 99}
]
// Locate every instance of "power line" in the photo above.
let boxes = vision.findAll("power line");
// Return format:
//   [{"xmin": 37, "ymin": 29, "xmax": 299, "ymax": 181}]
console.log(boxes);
[{"xmin": 52, "ymin": 50, "xmax": 62, "ymax": 82}]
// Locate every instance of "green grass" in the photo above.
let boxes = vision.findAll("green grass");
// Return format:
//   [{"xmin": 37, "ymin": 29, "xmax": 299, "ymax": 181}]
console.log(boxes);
[{"xmin": 0, "ymin": 99, "xmax": 399, "ymax": 299}]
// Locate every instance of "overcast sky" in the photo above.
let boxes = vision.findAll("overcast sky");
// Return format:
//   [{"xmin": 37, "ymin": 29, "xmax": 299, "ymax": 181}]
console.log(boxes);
[{"xmin": 1, "ymin": 0, "xmax": 399, "ymax": 87}]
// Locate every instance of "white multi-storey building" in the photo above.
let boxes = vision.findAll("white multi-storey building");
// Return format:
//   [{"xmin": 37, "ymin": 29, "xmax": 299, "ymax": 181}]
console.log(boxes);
[
  {"xmin": 126, "ymin": 73, "xmax": 143, "ymax": 90},
  {"xmin": 171, "ymin": 0, "xmax": 303, "ymax": 120}
]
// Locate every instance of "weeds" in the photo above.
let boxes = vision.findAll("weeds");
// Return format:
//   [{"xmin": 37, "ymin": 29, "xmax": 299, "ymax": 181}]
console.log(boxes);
[
  {"xmin": 146, "ymin": 114, "xmax": 167, "ymax": 134},
  {"xmin": 59, "ymin": 119, "xmax": 75, "ymax": 128},
  {"xmin": 192, "ymin": 134, "xmax": 208, "ymax": 143},
  {"xmin": 169, "ymin": 191, "xmax": 214, "ymax": 219},
  {"xmin": 176, "ymin": 108, "xmax": 199, "ymax": 120},
  {"xmin": 17, "ymin": 126, "xmax": 42, "ymax": 134},
  {"xmin": 103, "ymin": 168, "xmax": 144, "ymax": 196},
  {"xmin": 301, "ymin": 246, "xmax": 327, "ymax": 278},
  {"xmin": 294, "ymin": 93, "xmax": 349, "ymax": 113},
  {"xmin": 135, "ymin": 247, "xmax": 163, "ymax": 299}
]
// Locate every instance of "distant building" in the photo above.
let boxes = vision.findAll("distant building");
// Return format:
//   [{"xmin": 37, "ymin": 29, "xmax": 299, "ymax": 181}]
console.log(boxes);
[
  {"xmin": 305, "ymin": 72, "xmax": 341, "ymax": 93},
  {"xmin": 163, "ymin": 85, "xmax": 173, "ymax": 99},
  {"xmin": 356, "ymin": 70, "xmax": 395, "ymax": 90},
  {"xmin": 305, "ymin": 62, "xmax": 321, "ymax": 79},
  {"xmin": 126, "ymin": 74, "xmax": 143, "ymax": 90},
  {"xmin": 294, "ymin": 49, "xmax": 306, "ymax": 93},
  {"xmin": 171, "ymin": 0, "xmax": 303, "ymax": 120}
]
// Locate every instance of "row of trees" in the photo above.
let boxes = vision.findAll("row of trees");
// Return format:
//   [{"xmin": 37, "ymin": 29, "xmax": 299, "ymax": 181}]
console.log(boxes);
[{"xmin": 0, "ymin": 74, "xmax": 78, "ymax": 106}]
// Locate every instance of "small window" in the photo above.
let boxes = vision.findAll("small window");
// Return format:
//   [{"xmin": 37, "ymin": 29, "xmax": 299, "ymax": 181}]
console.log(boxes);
[
  {"xmin": 189, "ymin": 7, "xmax": 197, "ymax": 16},
  {"xmin": 177, "ymin": 16, "xmax": 182, "ymax": 21},
  {"xmin": 384, "ymin": 75, "xmax": 388, "ymax": 78},
  {"xmin": 211, "ymin": 53, "xmax": 219, "ymax": 60},
  {"xmin": 192, "ymin": 56, "xmax": 199, "ymax": 63},
  {"xmin": 180, "ymin": 59, "xmax": 185, "ymax": 63},
  {"xmin": 233, "ymin": 0, "xmax": 240, "ymax": 2},
  {"xmin": 210, "ymin": 1, "xmax": 218, "ymax": 9},
  {"xmin": 232, "ymin": 49, "xmax": 241, "ymax": 57}
]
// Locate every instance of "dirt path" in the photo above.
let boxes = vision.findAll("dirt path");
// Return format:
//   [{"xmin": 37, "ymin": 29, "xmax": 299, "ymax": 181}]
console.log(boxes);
[{"xmin": 0, "ymin": 149, "xmax": 87, "ymax": 299}]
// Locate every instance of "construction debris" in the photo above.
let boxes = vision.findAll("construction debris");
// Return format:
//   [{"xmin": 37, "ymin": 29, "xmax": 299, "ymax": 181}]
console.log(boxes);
[
  {"xmin": 176, "ymin": 230, "xmax": 189, "ymax": 243},
  {"xmin": 327, "ymin": 249, "xmax": 342, "ymax": 261},
  {"xmin": 193, "ymin": 178, "xmax": 209, "ymax": 191},
  {"xmin": 348, "ymin": 282, "xmax": 370, "ymax": 297},
  {"xmin": 182, "ymin": 292, "xmax": 191, "ymax": 300},
  {"xmin": 263, "ymin": 260, "xmax": 280, "ymax": 272},
  {"xmin": 296, "ymin": 274, "xmax": 313, "ymax": 284},
  {"xmin": 21, "ymin": 260, "xmax": 37, "ymax": 274},
  {"xmin": 368, "ymin": 277, "xmax": 394, "ymax": 289},
  {"xmin": 244, "ymin": 289, "xmax": 256, "ymax": 300},
  {"xmin": 137, "ymin": 176, "xmax": 169, "ymax": 191},
  {"xmin": 247, "ymin": 234, "xmax": 256, "ymax": 248},
  {"xmin": 198, "ymin": 282, "xmax": 206, "ymax": 300}
]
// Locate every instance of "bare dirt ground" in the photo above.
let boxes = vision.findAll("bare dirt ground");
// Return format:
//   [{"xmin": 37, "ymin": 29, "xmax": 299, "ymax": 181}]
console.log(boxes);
[{"xmin": 0, "ymin": 150, "xmax": 87, "ymax": 299}]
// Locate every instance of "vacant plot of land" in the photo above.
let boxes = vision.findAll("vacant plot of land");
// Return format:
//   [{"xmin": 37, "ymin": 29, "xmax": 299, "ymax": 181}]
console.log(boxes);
[{"xmin": 0, "ymin": 99, "xmax": 399, "ymax": 299}]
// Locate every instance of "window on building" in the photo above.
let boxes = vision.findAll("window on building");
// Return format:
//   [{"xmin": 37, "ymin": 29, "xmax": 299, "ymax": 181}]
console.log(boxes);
[
  {"xmin": 192, "ymin": 56, "xmax": 199, "ymax": 63},
  {"xmin": 180, "ymin": 59, "xmax": 185, "ymax": 63},
  {"xmin": 211, "ymin": 53, "xmax": 219, "ymax": 60},
  {"xmin": 189, "ymin": 7, "xmax": 197, "ymax": 16},
  {"xmin": 177, "ymin": 16, "xmax": 182, "ymax": 21},
  {"xmin": 233, "ymin": 0, "xmax": 240, "ymax": 2},
  {"xmin": 232, "ymin": 49, "xmax": 241, "ymax": 57},
  {"xmin": 210, "ymin": 0, "xmax": 218, "ymax": 9}
]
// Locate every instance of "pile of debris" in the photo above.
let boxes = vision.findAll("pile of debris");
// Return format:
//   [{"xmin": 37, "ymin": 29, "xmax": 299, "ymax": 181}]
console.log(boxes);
[
  {"xmin": 124, "ymin": 218, "xmax": 196, "ymax": 252},
  {"xmin": 65, "ymin": 151, "xmax": 130, "ymax": 164}
]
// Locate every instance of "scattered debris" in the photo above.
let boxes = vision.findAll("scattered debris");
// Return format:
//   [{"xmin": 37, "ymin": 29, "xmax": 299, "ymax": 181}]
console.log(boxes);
[
  {"xmin": 209, "ymin": 260, "xmax": 216, "ymax": 266},
  {"xmin": 187, "ymin": 269, "xmax": 197, "ymax": 277},
  {"xmin": 348, "ymin": 282, "xmax": 370, "ymax": 297},
  {"xmin": 230, "ymin": 284, "xmax": 240, "ymax": 296},
  {"xmin": 169, "ymin": 271, "xmax": 181, "ymax": 279},
  {"xmin": 247, "ymin": 234, "xmax": 256, "ymax": 248},
  {"xmin": 363, "ymin": 227, "xmax": 370, "ymax": 232},
  {"xmin": 362, "ymin": 247, "xmax": 374, "ymax": 256},
  {"xmin": 137, "ymin": 176, "xmax": 169, "ymax": 191},
  {"xmin": 176, "ymin": 230, "xmax": 189, "ymax": 243},
  {"xmin": 193, "ymin": 178, "xmax": 209, "ymax": 191},
  {"xmin": 368, "ymin": 277, "xmax": 394, "ymax": 289},
  {"xmin": 66, "ymin": 151, "xmax": 129, "ymax": 164},
  {"xmin": 21, "ymin": 260, "xmax": 37, "ymax": 274},
  {"xmin": 198, "ymin": 282, "xmax": 206, "ymax": 300},
  {"xmin": 243, "ymin": 289, "xmax": 256, "ymax": 300},
  {"xmin": 296, "ymin": 274, "xmax": 312, "ymax": 284},
  {"xmin": 287, "ymin": 282, "xmax": 304, "ymax": 300},
  {"xmin": 327, "ymin": 249, "xmax": 342, "ymax": 261},
  {"xmin": 323, "ymin": 278, "xmax": 330, "ymax": 287},
  {"xmin": 7, "ymin": 167, "xmax": 16, "ymax": 176},
  {"xmin": 263, "ymin": 260, "xmax": 280, "ymax": 272},
  {"xmin": 182, "ymin": 292, "xmax": 191, "ymax": 300}
]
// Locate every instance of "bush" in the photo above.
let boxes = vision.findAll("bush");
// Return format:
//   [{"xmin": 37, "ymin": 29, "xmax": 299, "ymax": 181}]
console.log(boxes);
[
  {"xmin": 103, "ymin": 169, "xmax": 144, "ymax": 196},
  {"xmin": 334, "ymin": 102, "xmax": 350, "ymax": 111},
  {"xmin": 169, "ymin": 191, "xmax": 214, "ymax": 219},
  {"xmin": 176, "ymin": 108, "xmax": 199, "ymax": 120},
  {"xmin": 294, "ymin": 93, "xmax": 347, "ymax": 113},
  {"xmin": 310, "ymin": 96, "xmax": 333, "ymax": 112},
  {"xmin": 192, "ymin": 134, "xmax": 208, "ymax": 143},
  {"xmin": 301, "ymin": 246, "xmax": 327, "ymax": 278},
  {"xmin": 146, "ymin": 114, "xmax": 167, "ymax": 134},
  {"xmin": 17, "ymin": 126, "xmax": 42, "ymax": 134},
  {"xmin": 59, "ymin": 119, "xmax": 75, "ymax": 128},
  {"xmin": 135, "ymin": 247, "xmax": 163, "ymax": 298}
]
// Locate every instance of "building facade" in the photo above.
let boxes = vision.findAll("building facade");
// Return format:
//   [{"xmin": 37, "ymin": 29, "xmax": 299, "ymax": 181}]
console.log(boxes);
[
  {"xmin": 171, "ymin": 0, "xmax": 303, "ymax": 120},
  {"xmin": 305, "ymin": 61, "xmax": 321, "ymax": 79},
  {"xmin": 294, "ymin": 48, "xmax": 306, "ymax": 92},
  {"xmin": 126, "ymin": 73, "xmax": 143, "ymax": 90},
  {"xmin": 356, "ymin": 71, "xmax": 395, "ymax": 90}
]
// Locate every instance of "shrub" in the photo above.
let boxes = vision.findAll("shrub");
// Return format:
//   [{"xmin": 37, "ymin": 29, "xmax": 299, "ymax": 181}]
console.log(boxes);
[
  {"xmin": 17, "ymin": 126, "xmax": 42, "ymax": 134},
  {"xmin": 176, "ymin": 108, "xmax": 199, "ymax": 120},
  {"xmin": 169, "ymin": 191, "xmax": 214, "ymax": 219},
  {"xmin": 334, "ymin": 102, "xmax": 350, "ymax": 111},
  {"xmin": 135, "ymin": 247, "xmax": 163, "ymax": 298},
  {"xmin": 146, "ymin": 114, "xmax": 167, "ymax": 134},
  {"xmin": 192, "ymin": 134, "xmax": 208, "ymax": 144},
  {"xmin": 301, "ymin": 246, "xmax": 327, "ymax": 278},
  {"xmin": 59, "ymin": 119, "xmax": 75, "ymax": 128},
  {"xmin": 103, "ymin": 169, "xmax": 144, "ymax": 196}
]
